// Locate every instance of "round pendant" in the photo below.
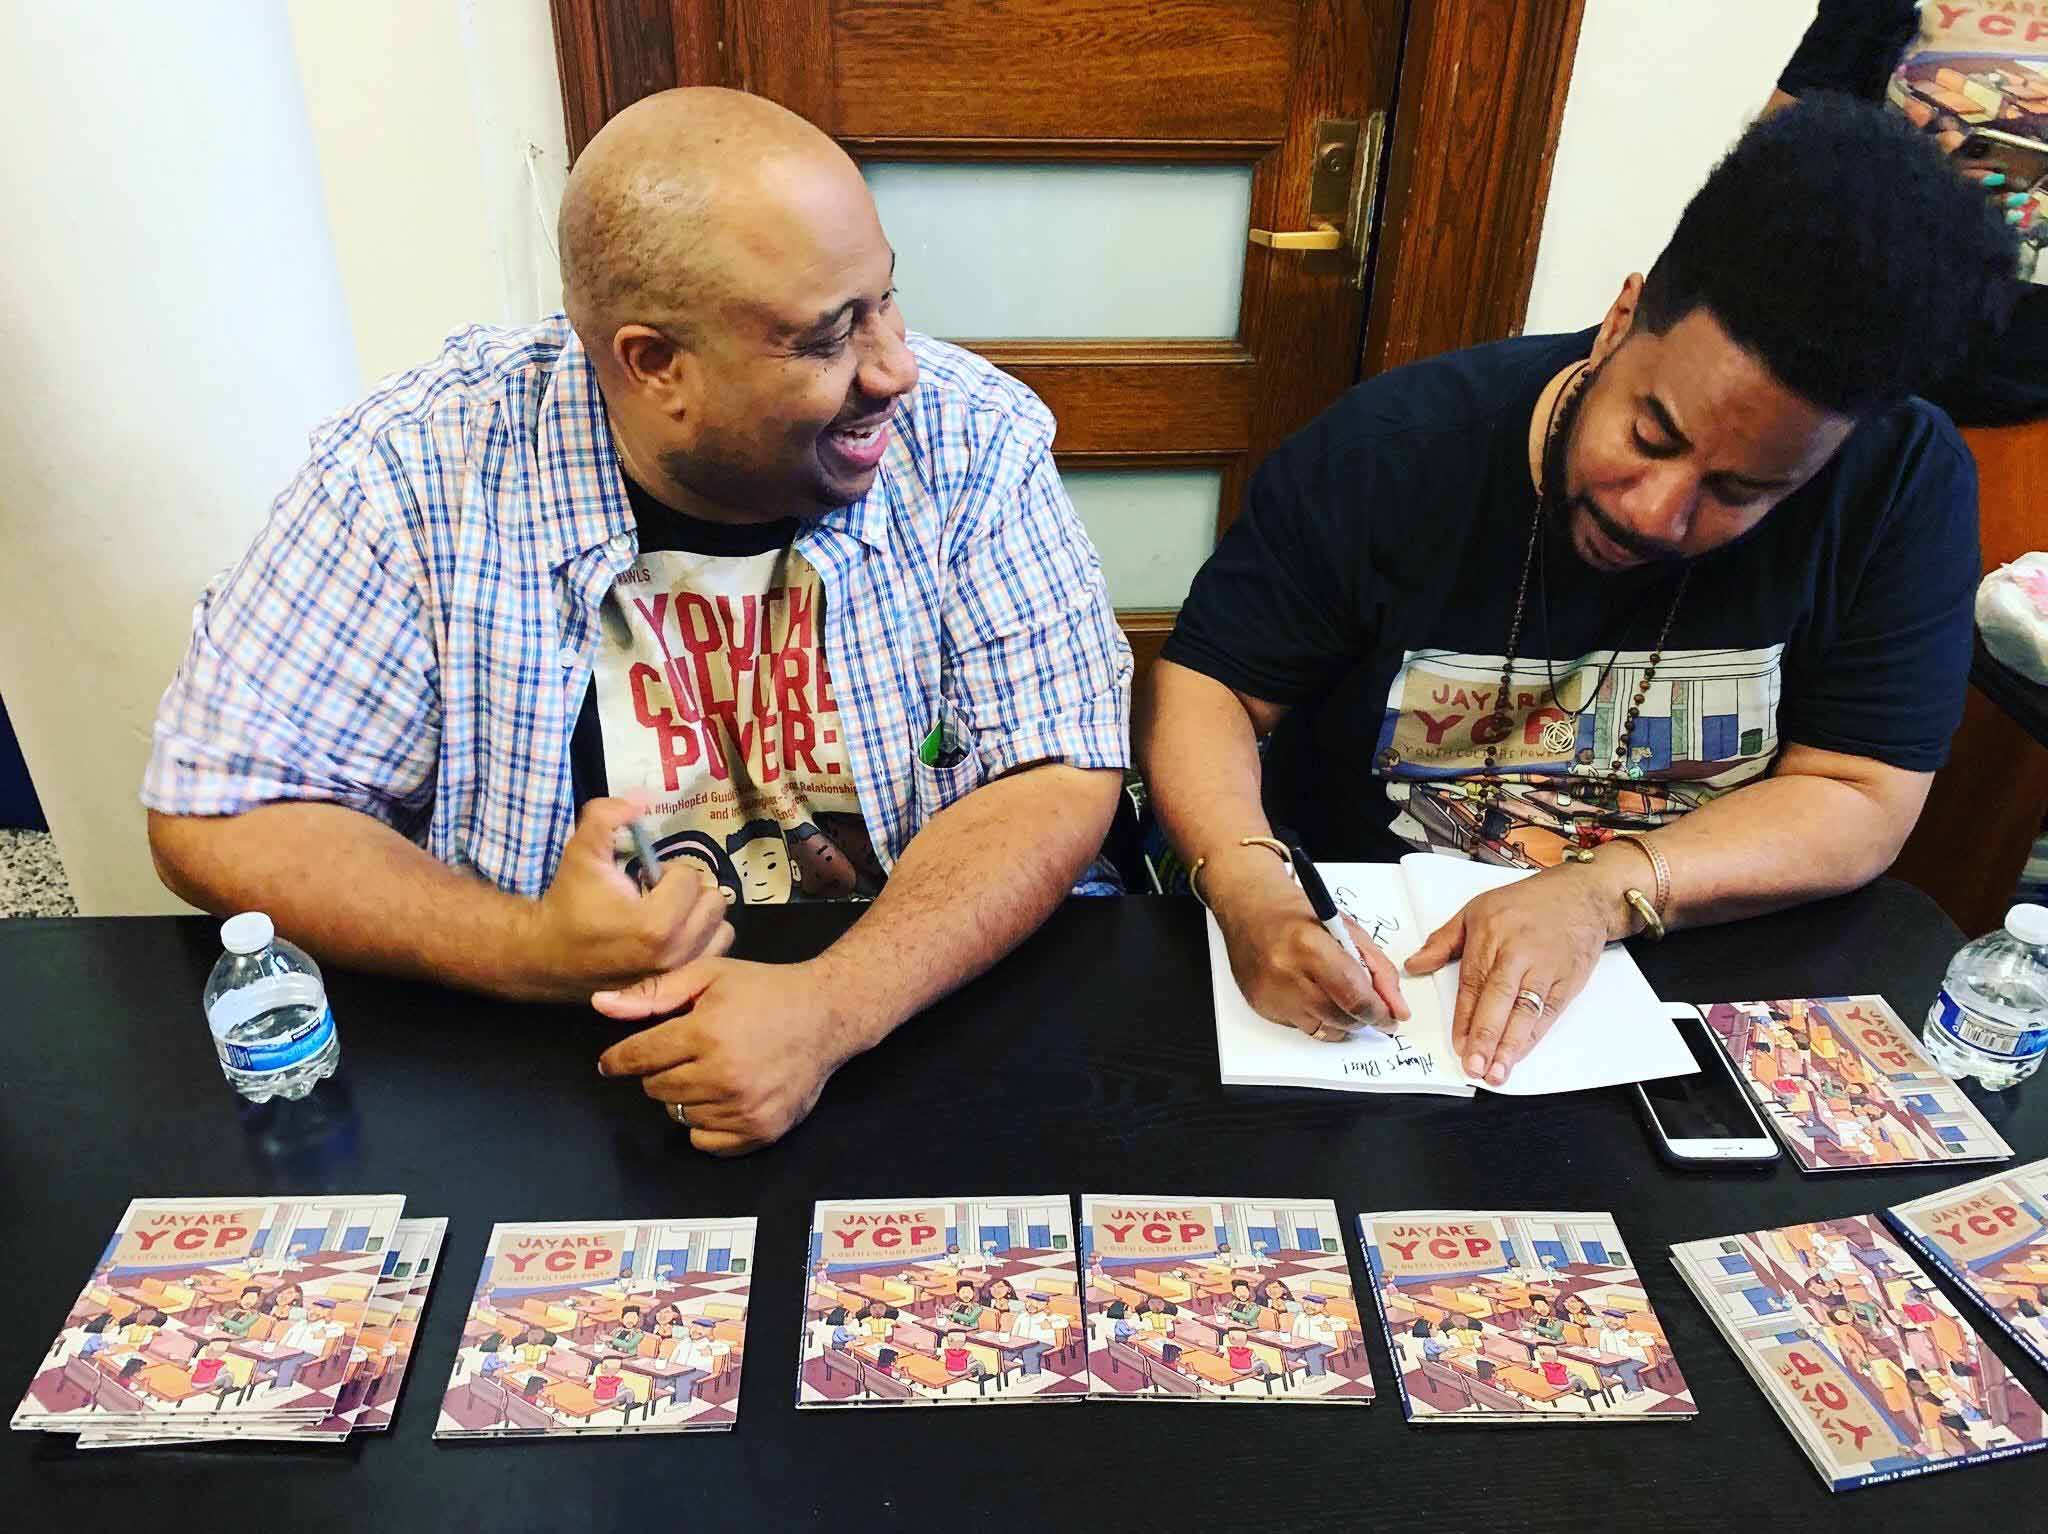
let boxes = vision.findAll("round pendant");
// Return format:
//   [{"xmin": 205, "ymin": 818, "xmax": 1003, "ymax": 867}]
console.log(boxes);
[{"xmin": 1541, "ymin": 719, "xmax": 1576, "ymax": 754}]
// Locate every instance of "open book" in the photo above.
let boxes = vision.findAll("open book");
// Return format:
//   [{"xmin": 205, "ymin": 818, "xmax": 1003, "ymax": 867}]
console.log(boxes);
[{"xmin": 1209, "ymin": 853, "xmax": 1693, "ymax": 1097}]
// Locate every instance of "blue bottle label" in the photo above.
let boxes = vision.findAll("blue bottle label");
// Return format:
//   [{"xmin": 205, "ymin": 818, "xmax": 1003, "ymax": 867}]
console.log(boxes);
[
  {"xmin": 222, "ymin": 1007, "xmax": 335, "ymax": 1073},
  {"xmin": 1931, "ymin": 989, "xmax": 2048, "ymax": 1061}
]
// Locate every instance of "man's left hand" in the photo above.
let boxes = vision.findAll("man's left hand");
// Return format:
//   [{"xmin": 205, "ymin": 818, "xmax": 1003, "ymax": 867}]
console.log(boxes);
[
  {"xmin": 593, "ymin": 958, "xmax": 857, "ymax": 1155},
  {"xmin": 1403, "ymin": 864, "xmax": 1621, "ymax": 1086}
]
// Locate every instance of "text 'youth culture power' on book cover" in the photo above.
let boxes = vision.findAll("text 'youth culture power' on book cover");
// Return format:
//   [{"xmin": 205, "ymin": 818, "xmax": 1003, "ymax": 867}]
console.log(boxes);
[
  {"xmin": 13, "ymin": 1194, "xmax": 407, "ymax": 1437},
  {"xmin": 1887, "ymin": 1156, "xmax": 2048, "ymax": 1374},
  {"xmin": 1080, "ymin": 1195, "xmax": 1373, "ymax": 1403},
  {"xmin": 1672, "ymin": 1215, "xmax": 2048, "ymax": 1491},
  {"xmin": 436, "ymin": 1217, "xmax": 754, "ymax": 1439},
  {"xmin": 1360, "ymin": 1209, "xmax": 1695, "ymax": 1424},
  {"xmin": 799, "ymin": 1196, "xmax": 1086, "ymax": 1406},
  {"xmin": 1700, "ymin": 996, "xmax": 2012, "ymax": 1173}
]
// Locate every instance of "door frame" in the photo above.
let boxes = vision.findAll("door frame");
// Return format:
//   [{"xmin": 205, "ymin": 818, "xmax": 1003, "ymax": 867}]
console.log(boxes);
[{"xmin": 547, "ymin": 0, "xmax": 1587, "ymax": 674}]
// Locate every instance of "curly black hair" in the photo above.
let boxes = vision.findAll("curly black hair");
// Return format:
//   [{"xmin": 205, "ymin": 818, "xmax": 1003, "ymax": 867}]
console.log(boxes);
[{"xmin": 1636, "ymin": 93, "xmax": 2018, "ymax": 414}]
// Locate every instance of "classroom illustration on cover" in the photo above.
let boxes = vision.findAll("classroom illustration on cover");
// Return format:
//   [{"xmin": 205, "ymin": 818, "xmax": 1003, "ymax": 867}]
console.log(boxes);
[
  {"xmin": 74, "ymin": 1215, "xmax": 447, "ymax": 1449},
  {"xmin": 1080, "ymin": 1195, "xmax": 1372, "ymax": 1402},
  {"xmin": 14, "ymin": 1194, "xmax": 406, "ymax": 1431},
  {"xmin": 1703, "ymin": 996, "xmax": 2013, "ymax": 1171},
  {"xmin": 437, "ymin": 1217, "xmax": 753, "ymax": 1437},
  {"xmin": 800, "ymin": 1196, "xmax": 1086, "ymax": 1405},
  {"xmin": 1361, "ymin": 1209, "xmax": 1693, "ymax": 1422},
  {"xmin": 1888, "ymin": 1157, "xmax": 2048, "ymax": 1371},
  {"xmin": 1672, "ymin": 1216, "xmax": 2048, "ymax": 1490}
]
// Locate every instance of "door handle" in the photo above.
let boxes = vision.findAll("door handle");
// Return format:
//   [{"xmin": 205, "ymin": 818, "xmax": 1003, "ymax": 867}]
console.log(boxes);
[
  {"xmin": 1246, "ymin": 112, "xmax": 1387, "ymax": 289},
  {"xmin": 1247, "ymin": 225, "xmax": 1342, "ymax": 251}
]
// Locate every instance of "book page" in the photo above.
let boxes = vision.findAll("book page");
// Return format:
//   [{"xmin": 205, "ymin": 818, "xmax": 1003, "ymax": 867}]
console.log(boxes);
[
  {"xmin": 1208, "ymin": 863, "xmax": 1467, "ymax": 1095},
  {"xmin": 1396, "ymin": 854, "xmax": 1696, "ymax": 1095}
]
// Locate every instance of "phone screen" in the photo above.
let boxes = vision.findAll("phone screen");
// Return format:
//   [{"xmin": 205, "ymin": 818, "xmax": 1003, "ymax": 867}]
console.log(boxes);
[{"xmin": 1640, "ymin": 1013, "xmax": 1769, "ymax": 1142}]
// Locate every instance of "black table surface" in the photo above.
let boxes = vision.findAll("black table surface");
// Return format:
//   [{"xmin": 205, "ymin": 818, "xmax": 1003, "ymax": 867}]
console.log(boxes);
[{"xmin": 7, "ymin": 882, "xmax": 2048, "ymax": 1528}]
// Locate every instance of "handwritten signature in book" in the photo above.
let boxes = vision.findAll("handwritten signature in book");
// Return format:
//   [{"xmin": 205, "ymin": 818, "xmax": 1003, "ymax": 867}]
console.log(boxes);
[
  {"xmin": 1339, "ymin": 1043, "xmax": 1436, "ymax": 1080},
  {"xmin": 1331, "ymin": 885, "xmax": 1401, "ymax": 949}
]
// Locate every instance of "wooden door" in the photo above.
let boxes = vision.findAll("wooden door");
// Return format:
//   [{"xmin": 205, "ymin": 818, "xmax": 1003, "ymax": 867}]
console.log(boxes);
[{"xmin": 550, "ymin": 0, "xmax": 1584, "ymax": 674}]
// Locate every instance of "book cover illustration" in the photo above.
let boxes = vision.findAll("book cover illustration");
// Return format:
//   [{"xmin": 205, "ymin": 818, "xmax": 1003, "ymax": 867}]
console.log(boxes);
[
  {"xmin": 1887, "ymin": 1157, "xmax": 2048, "ymax": 1373},
  {"xmin": 1672, "ymin": 1216, "xmax": 2048, "ymax": 1491},
  {"xmin": 798, "ymin": 1196, "xmax": 1086, "ymax": 1406},
  {"xmin": 75, "ymin": 1215, "xmax": 448, "ymax": 1449},
  {"xmin": 1080, "ymin": 1195, "xmax": 1372, "ymax": 1403},
  {"xmin": 436, "ymin": 1217, "xmax": 753, "ymax": 1438},
  {"xmin": 1360, "ymin": 1210, "xmax": 1694, "ymax": 1423},
  {"xmin": 12, "ymin": 1194, "xmax": 407, "ymax": 1433},
  {"xmin": 1702, "ymin": 996, "xmax": 2013, "ymax": 1172}
]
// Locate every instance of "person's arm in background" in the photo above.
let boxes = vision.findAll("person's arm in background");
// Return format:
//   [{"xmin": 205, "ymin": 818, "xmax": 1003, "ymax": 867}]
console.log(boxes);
[
  {"xmin": 596, "ymin": 426, "xmax": 1130, "ymax": 1154},
  {"xmin": 1134, "ymin": 430, "xmax": 1411, "ymax": 1043},
  {"xmin": 145, "ymin": 458, "xmax": 730, "ymax": 1003},
  {"xmin": 1407, "ymin": 429, "xmax": 1982, "ymax": 1086},
  {"xmin": 1765, "ymin": 1, "xmax": 1919, "ymax": 118}
]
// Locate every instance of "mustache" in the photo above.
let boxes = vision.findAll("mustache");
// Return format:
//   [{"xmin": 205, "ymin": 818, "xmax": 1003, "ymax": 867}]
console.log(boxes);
[{"xmin": 1570, "ymin": 492, "xmax": 1685, "ymax": 564}]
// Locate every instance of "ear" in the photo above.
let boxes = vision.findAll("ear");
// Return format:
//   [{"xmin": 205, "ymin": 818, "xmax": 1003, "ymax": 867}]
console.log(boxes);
[
  {"xmin": 611, "ymin": 324, "xmax": 698, "ymax": 418},
  {"xmin": 1589, "ymin": 273, "xmax": 1645, "ymax": 366}
]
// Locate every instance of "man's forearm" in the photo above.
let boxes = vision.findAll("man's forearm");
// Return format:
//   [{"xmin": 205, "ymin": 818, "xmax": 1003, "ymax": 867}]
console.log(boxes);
[
  {"xmin": 147, "ymin": 804, "xmax": 546, "ymax": 999},
  {"xmin": 1573, "ymin": 753, "xmax": 1928, "ymax": 939},
  {"xmin": 1135, "ymin": 660, "xmax": 1295, "ymax": 906},
  {"xmin": 809, "ymin": 763, "xmax": 1120, "ymax": 1050}
]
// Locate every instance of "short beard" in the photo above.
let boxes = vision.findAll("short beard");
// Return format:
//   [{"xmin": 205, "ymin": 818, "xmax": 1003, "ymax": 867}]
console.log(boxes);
[{"xmin": 1541, "ymin": 355, "xmax": 1685, "ymax": 566}]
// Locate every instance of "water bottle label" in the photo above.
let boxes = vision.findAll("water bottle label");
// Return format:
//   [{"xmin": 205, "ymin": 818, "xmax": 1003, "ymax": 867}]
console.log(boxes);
[
  {"xmin": 221, "ymin": 1006, "xmax": 335, "ymax": 1074},
  {"xmin": 1931, "ymin": 989, "xmax": 2048, "ymax": 1061}
]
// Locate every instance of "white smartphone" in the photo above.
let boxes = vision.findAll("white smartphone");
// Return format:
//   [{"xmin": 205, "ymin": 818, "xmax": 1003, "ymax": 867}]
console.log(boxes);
[{"xmin": 1635, "ymin": 1003, "xmax": 1780, "ymax": 1165}]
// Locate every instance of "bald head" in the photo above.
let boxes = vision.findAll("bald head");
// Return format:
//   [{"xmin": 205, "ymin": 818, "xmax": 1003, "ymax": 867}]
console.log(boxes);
[{"xmin": 559, "ymin": 87, "xmax": 864, "ymax": 357}]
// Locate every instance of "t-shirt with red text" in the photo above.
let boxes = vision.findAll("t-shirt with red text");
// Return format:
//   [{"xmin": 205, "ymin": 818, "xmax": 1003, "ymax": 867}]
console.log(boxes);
[{"xmin": 569, "ymin": 476, "xmax": 886, "ymax": 904}]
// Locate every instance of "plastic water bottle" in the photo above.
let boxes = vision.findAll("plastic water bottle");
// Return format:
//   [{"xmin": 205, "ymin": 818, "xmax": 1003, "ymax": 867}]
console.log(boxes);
[
  {"xmin": 1922, "ymin": 904, "xmax": 2048, "ymax": 1089},
  {"xmin": 203, "ymin": 913, "xmax": 340, "ymax": 1102}
]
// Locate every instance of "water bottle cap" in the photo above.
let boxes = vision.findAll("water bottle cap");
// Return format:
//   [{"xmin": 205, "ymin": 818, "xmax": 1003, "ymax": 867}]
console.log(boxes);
[
  {"xmin": 220, "ymin": 911, "xmax": 275, "ymax": 955},
  {"xmin": 2005, "ymin": 904, "xmax": 2048, "ymax": 946}
]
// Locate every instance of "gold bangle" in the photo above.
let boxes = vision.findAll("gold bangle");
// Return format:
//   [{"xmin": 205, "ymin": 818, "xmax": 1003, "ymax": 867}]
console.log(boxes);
[
  {"xmin": 1615, "ymin": 833, "xmax": 1670, "ymax": 917},
  {"xmin": 1188, "ymin": 836, "xmax": 1293, "ymax": 910},
  {"xmin": 1623, "ymin": 888, "xmax": 1666, "ymax": 941}
]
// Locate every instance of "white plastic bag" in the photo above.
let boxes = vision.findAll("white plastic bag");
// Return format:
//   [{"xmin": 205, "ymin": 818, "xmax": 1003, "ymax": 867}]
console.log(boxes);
[{"xmin": 1978, "ymin": 552, "xmax": 2048, "ymax": 685}]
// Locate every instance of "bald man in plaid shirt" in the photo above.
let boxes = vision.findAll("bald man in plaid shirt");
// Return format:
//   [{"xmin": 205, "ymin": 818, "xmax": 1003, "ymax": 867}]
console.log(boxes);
[{"xmin": 144, "ymin": 89, "xmax": 1130, "ymax": 1154}]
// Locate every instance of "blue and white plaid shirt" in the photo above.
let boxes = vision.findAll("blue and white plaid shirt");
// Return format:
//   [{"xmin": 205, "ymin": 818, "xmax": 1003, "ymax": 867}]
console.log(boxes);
[{"xmin": 144, "ymin": 317, "xmax": 1132, "ymax": 896}]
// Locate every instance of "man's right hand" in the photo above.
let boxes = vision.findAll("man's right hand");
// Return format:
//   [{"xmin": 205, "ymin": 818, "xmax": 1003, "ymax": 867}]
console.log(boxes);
[
  {"xmin": 521, "ymin": 796, "xmax": 734, "ymax": 1000},
  {"xmin": 1205, "ymin": 848, "xmax": 1410, "ymax": 1042}
]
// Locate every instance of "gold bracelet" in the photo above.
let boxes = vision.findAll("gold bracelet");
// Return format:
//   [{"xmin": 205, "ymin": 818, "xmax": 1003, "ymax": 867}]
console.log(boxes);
[
  {"xmin": 1188, "ymin": 836, "xmax": 1293, "ymax": 910},
  {"xmin": 1615, "ymin": 833, "xmax": 1671, "ymax": 918},
  {"xmin": 1623, "ymin": 888, "xmax": 1666, "ymax": 941}
]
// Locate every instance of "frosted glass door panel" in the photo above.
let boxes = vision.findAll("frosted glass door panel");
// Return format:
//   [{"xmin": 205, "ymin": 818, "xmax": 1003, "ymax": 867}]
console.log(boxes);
[
  {"xmin": 865, "ymin": 163, "xmax": 1253, "ymax": 339},
  {"xmin": 1063, "ymin": 470, "xmax": 1221, "ymax": 609}
]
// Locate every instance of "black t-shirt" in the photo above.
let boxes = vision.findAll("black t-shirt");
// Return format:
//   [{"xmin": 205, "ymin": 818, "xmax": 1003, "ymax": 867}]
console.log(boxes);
[
  {"xmin": 1778, "ymin": 0, "xmax": 2048, "ymax": 426},
  {"xmin": 1161, "ymin": 330, "xmax": 1980, "ymax": 865}
]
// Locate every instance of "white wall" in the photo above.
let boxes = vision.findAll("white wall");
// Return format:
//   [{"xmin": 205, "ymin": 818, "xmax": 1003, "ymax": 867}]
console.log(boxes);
[
  {"xmin": 0, "ymin": 1, "xmax": 570, "ymax": 914},
  {"xmin": 0, "ymin": 4, "xmax": 362, "ymax": 916},
  {"xmin": 288, "ymin": 0, "xmax": 569, "ymax": 385},
  {"xmin": 1524, "ymin": 0, "xmax": 1820, "ymax": 334}
]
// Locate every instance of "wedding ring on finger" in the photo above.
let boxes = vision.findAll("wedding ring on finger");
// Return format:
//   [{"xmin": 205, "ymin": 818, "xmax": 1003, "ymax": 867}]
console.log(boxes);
[
  {"xmin": 1513, "ymin": 987, "xmax": 1547, "ymax": 1016},
  {"xmin": 667, "ymin": 1102, "xmax": 691, "ymax": 1127}
]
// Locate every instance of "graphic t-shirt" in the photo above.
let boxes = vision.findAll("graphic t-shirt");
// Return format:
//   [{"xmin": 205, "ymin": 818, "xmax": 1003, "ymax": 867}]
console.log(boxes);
[
  {"xmin": 1162, "ymin": 330, "xmax": 1980, "ymax": 867},
  {"xmin": 1779, "ymin": 0, "xmax": 2048, "ymax": 422},
  {"xmin": 569, "ymin": 476, "xmax": 885, "ymax": 903}
]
